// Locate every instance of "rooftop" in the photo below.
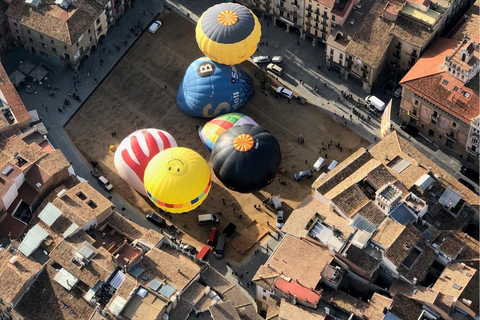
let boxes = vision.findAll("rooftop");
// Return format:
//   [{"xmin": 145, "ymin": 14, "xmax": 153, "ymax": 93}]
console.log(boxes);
[
  {"xmin": 431, "ymin": 262, "xmax": 476, "ymax": 300},
  {"xmin": 343, "ymin": 243, "xmax": 381, "ymax": 273},
  {"xmin": 400, "ymin": 38, "xmax": 479, "ymax": 124},
  {"xmin": 11, "ymin": 0, "xmax": 105, "ymax": 46},
  {"xmin": 363, "ymin": 293, "xmax": 393, "ymax": 320},
  {"xmin": 0, "ymin": 249, "xmax": 43, "ymax": 305},
  {"xmin": 332, "ymin": 184, "xmax": 370, "ymax": 218},
  {"xmin": 208, "ymin": 301, "xmax": 241, "ymax": 320},
  {"xmin": 451, "ymin": 0, "xmax": 479, "ymax": 43},
  {"xmin": 0, "ymin": 64, "xmax": 31, "ymax": 131},
  {"xmin": 397, "ymin": 241, "xmax": 437, "ymax": 283},
  {"xmin": 384, "ymin": 223, "xmax": 421, "ymax": 267},
  {"xmin": 320, "ymin": 285, "xmax": 368, "ymax": 317},
  {"xmin": 355, "ymin": 201, "xmax": 386, "ymax": 226},
  {"xmin": 278, "ymin": 299, "xmax": 327, "ymax": 320},
  {"xmin": 265, "ymin": 235, "xmax": 334, "ymax": 288},
  {"xmin": 275, "ymin": 275, "xmax": 321, "ymax": 304},
  {"xmin": 372, "ymin": 217, "xmax": 405, "ymax": 248},
  {"xmin": 101, "ymin": 211, "xmax": 148, "ymax": 240},
  {"xmin": 390, "ymin": 294, "xmax": 424, "ymax": 320},
  {"xmin": 15, "ymin": 265, "xmax": 96, "ymax": 320},
  {"xmin": 458, "ymin": 261, "xmax": 479, "ymax": 314},
  {"xmin": 400, "ymin": 4, "xmax": 440, "ymax": 26}
]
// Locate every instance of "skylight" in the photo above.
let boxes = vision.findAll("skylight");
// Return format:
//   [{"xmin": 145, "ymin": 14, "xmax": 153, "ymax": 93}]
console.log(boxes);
[{"xmin": 441, "ymin": 79, "xmax": 449, "ymax": 86}]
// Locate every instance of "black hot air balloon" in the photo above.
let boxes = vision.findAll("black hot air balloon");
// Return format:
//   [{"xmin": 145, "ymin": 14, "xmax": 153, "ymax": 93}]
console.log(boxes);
[{"xmin": 211, "ymin": 125, "xmax": 281, "ymax": 193}]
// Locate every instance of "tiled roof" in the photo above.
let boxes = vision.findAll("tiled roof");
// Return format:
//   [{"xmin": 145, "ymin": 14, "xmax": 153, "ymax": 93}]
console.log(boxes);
[
  {"xmin": 266, "ymin": 235, "xmax": 334, "ymax": 288},
  {"xmin": 432, "ymin": 262, "xmax": 477, "ymax": 300},
  {"xmin": 15, "ymin": 265, "xmax": 96, "ymax": 320},
  {"xmin": 36, "ymin": 149, "xmax": 70, "ymax": 177},
  {"xmin": 101, "ymin": 211, "xmax": 147, "ymax": 240},
  {"xmin": 390, "ymin": 294, "xmax": 424, "ymax": 320},
  {"xmin": 320, "ymin": 286, "xmax": 368, "ymax": 317},
  {"xmin": 316, "ymin": 149, "xmax": 372, "ymax": 194},
  {"xmin": 209, "ymin": 301, "xmax": 241, "ymax": 320},
  {"xmin": 344, "ymin": 243, "xmax": 381, "ymax": 273},
  {"xmin": 138, "ymin": 229, "xmax": 164, "ymax": 248},
  {"xmin": 332, "ymin": 184, "xmax": 370, "ymax": 217},
  {"xmin": 0, "ymin": 249, "xmax": 42, "ymax": 305},
  {"xmin": 433, "ymin": 231, "xmax": 466, "ymax": 258},
  {"xmin": 363, "ymin": 293, "xmax": 393, "ymax": 320},
  {"xmin": 0, "ymin": 64, "xmax": 31, "ymax": 129},
  {"xmin": 278, "ymin": 299, "xmax": 327, "ymax": 320},
  {"xmin": 202, "ymin": 267, "xmax": 235, "ymax": 293},
  {"xmin": 384, "ymin": 223, "xmax": 421, "ymax": 267},
  {"xmin": 346, "ymin": 2, "xmax": 394, "ymax": 68},
  {"xmin": 17, "ymin": 0, "xmax": 105, "ymax": 45},
  {"xmin": 366, "ymin": 164, "xmax": 397, "ymax": 189},
  {"xmin": 49, "ymin": 231, "xmax": 116, "ymax": 288},
  {"xmin": 458, "ymin": 261, "xmax": 479, "ymax": 315},
  {"xmin": 389, "ymin": 279, "xmax": 438, "ymax": 304},
  {"xmin": 355, "ymin": 201, "xmax": 386, "ymax": 226},
  {"xmin": 391, "ymin": 14, "xmax": 434, "ymax": 47},
  {"xmin": 452, "ymin": 0, "xmax": 479, "ymax": 43},
  {"xmin": 275, "ymin": 276, "xmax": 321, "ymax": 305},
  {"xmin": 252, "ymin": 266, "xmax": 277, "ymax": 291},
  {"xmin": 397, "ymin": 242, "xmax": 437, "ymax": 283},
  {"xmin": 314, "ymin": 0, "xmax": 336, "ymax": 7},
  {"xmin": 372, "ymin": 217, "xmax": 405, "ymax": 249}
]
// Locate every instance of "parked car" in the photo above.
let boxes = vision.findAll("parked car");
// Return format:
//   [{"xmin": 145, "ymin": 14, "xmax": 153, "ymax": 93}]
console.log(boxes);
[
  {"xmin": 460, "ymin": 166, "xmax": 479, "ymax": 184},
  {"xmin": 400, "ymin": 122, "xmax": 419, "ymax": 137},
  {"xmin": 458, "ymin": 178, "xmax": 476, "ymax": 192},
  {"xmin": 276, "ymin": 210, "xmax": 284, "ymax": 229},
  {"xmin": 149, "ymin": 21, "xmax": 162, "ymax": 34},
  {"xmin": 146, "ymin": 212, "xmax": 166, "ymax": 227},
  {"xmin": 97, "ymin": 176, "xmax": 113, "ymax": 191},
  {"xmin": 267, "ymin": 63, "xmax": 283, "ymax": 76},
  {"xmin": 294, "ymin": 169, "xmax": 313, "ymax": 181},
  {"xmin": 276, "ymin": 87, "xmax": 294, "ymax": 99},
  {"xmin": 166, "ymin": 224, "xmax": 181, "ymax": 236},
  {"xmin": 223, "ymin": 222, "xmax": 237, "ymax": 237},
  {"xmin": 207, "ymin": 227, "xmax": 218, "ymax": 245},
  {"xmin": 253, "ymin": 56, "xmax": 270, "ymax": 64},
  {"xmin": 180, "ymin": 243, "xmax": 197, "ymax": 255},
  {"xmin": 271, "ymin": 56, "xmax": 283, "ymax": 65},
  {"xmin": 394, "ymin": 86, "xmax": 402, "ymax": 98}
]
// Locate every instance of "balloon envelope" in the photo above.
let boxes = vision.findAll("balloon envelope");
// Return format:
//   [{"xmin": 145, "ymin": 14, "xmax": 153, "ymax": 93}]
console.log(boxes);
[
  {"xmin": 114, "ymin": 129, "xmax": 177, "ymax": 196},
  {"xmin": 144, "ymin": 147, "xmax": 211, "ymax": 213},
  {"xmin": 211, "ymin": 125, "xmax": 281, "ymax": 193},
  {"xmin": 196, "ymin": 3, "xmax": 261, "ymax": 65},
  {"xmin": 177, "ymin": 57, "xmax": 254, "ymax": 118},
  {"xmin": 199, "ymin": 113, "xmax": 258, "ymax": 152}
]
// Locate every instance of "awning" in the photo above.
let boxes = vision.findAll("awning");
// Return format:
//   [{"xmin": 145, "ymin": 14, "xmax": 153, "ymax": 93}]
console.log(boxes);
[
  {"xmin": 278, "ymin": 17, "xmax": 294, "ymax": 26},
  {"xmin": 17, "ymin": 60, "xmax": 36, "ymax": 76},
  {"xmin": 8, "ymin": 70, "xmax": 26, "ymax": 86},
  {"xmin": 30, "ymin": 65, "xmax": 49, "ymax": 82}
]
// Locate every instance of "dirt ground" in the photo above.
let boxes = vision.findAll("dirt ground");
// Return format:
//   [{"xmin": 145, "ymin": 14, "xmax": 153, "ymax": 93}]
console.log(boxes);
[{"xmin": 64, "ymin": 9, "xmax": 369, "ymax": 264}]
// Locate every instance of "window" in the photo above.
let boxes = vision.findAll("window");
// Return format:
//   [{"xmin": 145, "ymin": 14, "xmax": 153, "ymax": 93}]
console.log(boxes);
[
  {"xmin": 452, "ymin": 122, "xmax": 456, "ymax": 128},
  {"xmin": 64, "ymin": 53, "xmax": 70, "ymax": 60},
  {"xmin": 13, "ymin": 22, "xmax": 17, "ymax": 26},
  {"xmin": 330, "ymin": 49, "xmax": 333, "ymax": 55},
  {"xmin": 27, "ymin": 29, "xmax": 31, "ymax": 34},
  {"xmin": 15, "ymin": 29, "xmax": 18, "ymax": 34},
  {"xmin": 41, "ymin": 43, "xmax": 46, "ymax": 48},
  {"xmin": 62, "ymin": 305, "xmax": 68, "ymax": 311},
  {"xmin": 88, "ymin": 28, "xmax": 91, "ymax": 34},
  {"xmin": 52, "ymin": 47, "xmax": 56, "ymax": 53},
  {"xmin": 96, "ymin": 18, "xmax": 101, "ymax": 25},
  {"xmin": 433, "ymin": 111, "xmax": 438, "ymax": 117},
  {"xmin": 40, "ymin": 35, "xmax": 43, "ymax": 39},
  {"xmin": 331, "ymin": 22, "xmax": 335, "ymax": 27},
  {"xmin": 442, "ymin": 79, "xmax": 449, "ymax": 86},
  {"xmin": 339, "ymin": 53, "xmax": 343, "ymax": 60},
  {"xmin": 29, "ymin": 37, "xmax": 33, "ymax": 42},
  {"xmin": 97, "ymin": 26, "xmax": 103, "ymax": 33},
  {"xmin": 17, "ymin": 36, "xmax": 20, "ymax": 41},
  {"xmin": 86, "ymin": 200, "xmax": 97, "ymax": 209},
  {"xmin": 453, "ymin": 86, "xmax": 458, "ymax": 92},
  {"xmin": 262, "ymin": 296, "xmax": 267, "ymax": 300},
  {"xmin": 89, "ymin": 36, "xmax": 93, "ymax": 42},
  {"xmin": 263, "ymin": 289, "xmax": 267, "ymax": 293},
  {"xmin": 51, "ymin": 39, "xmax": 54, "ymax": 44},
  {"xmin": 414, "ymin": 100, "xmax": 418, "ymax": 105},
  {"xmin": 332, "ymin": 15, "xmax": 335, "ymax": 21},
  {"xmin": 64, "ymin": 45, "xmax": 67, "ymax": 49}
]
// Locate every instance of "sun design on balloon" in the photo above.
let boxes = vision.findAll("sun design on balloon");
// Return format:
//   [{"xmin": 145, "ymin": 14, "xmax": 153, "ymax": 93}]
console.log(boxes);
[
  {"xmin": 166, "ymin": 157, "xmax": 186, "ymax": 175},
  {"xmin": 217, "ymin": 10, "xmax": 238, "ymax": 26}
]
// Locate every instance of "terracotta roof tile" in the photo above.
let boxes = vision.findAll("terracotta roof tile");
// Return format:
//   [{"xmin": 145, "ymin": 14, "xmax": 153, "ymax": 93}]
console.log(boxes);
[
  {"xmin": 36, "ymin": 149, "xmax": 70, "ymax": 177},
  {"xmin": 363, "ymin": 293, "xmax": 393, "ymax": 320},
  {"xmin": 458, "ymin": 261, "xmax": 479, "ymax": 315},
  {"xmin": 452, "ymin": 0, "xmax": 479, "ymax": 43},
  {"xmin": 384, "ymin": 223, "xmax": 421, "ymax": 266},
  {"xmin": 278, "ymin": 299, "xmax": 327, "ymax": 320},
  {"xmin": 390, "ymin": 294, "xmax": 424, "ymax": 320},
  {"xmin": 344, "ymin": 243, "xmax": 381, "ymax": 273},
  {"xmin": 355, "ymin": 201, "xmax": 386, "ymax": 226},
  {"xmin": 332, "ymin": 184, "xmax": 370, "ymax": 217},
  {"xmin": 321, "ymin": 286, "xmax": 368, "ymax": 317}
]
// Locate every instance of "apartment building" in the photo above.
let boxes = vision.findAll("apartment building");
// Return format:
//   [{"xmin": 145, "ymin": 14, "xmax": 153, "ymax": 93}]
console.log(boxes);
[
  {"xmin": 399, "ymin": 35, "xmax": 479, "ymax": 163},
  {"xmin": 5, "ymin": 0, "xmax": 109, "ymax": 69},
  {"xmin": 0, "ymin": 2, "xmax": 13, "ymax": 56}
]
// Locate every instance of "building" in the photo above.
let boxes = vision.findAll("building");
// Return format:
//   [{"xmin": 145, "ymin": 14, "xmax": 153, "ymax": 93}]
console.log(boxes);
[
  {"xmin": 0, "ymin": 2, "xmax": 14, "ymax": 56},
  {"xmin": 399, "ymin": 36, "xmax": 479, "ymax": 163},
  {"xmin": 0, "ymin": 63, "xmax": 31, "ymax": 133},
  {"xmin": 6, "ymin": 0, "xmax": 110, "ymax": 69}
]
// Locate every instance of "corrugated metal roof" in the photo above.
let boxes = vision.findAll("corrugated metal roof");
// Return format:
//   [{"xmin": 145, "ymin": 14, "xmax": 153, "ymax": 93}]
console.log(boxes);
[
  {"xmin": 391, "ymin": 159, "xmax": 411, "ymax": 173},
  {"xmin": 389, "ymin": 204, "xmax": 417, "ymax": 225},
  {"xmin": 18, "ymin": 224, "xmax": 49, "ymax": 257},
  {"xmin": 109, "ymin": 270, "xmax": 126, "ymax": 289},
  {"xmin": 38, "ymin": 202, "xmax": 62, "ymax": 227},
  {"xmin": 414, "ymin": 174, "xmax": 434, "ymax": 191},
  {"xmin": 54, "ymin": 267, "xmax": 79, "ymax": 291}
]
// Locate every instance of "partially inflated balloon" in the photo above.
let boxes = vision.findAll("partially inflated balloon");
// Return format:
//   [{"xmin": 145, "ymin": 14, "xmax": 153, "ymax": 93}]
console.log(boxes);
[
  {"xmin": 199, "ymin": 113, "xmax": 258, "ymax": 152},
  {"xmin": 211, "ymin": 125, "xmax": 281, "ymax": 193},
  {"xmin": 196, "ymin": 3, "xmax": 261, "ymax": 65},
  {"xmin": 114, "ymin": 129, "xmax": 177, "ymax": 196},
  {"xmin": 177, "ymin": 57, "xmax": 254, "ymax": 118},
  {"xmin": 144, "ymin": 147, "xmax": 211, "ymax": 213}
]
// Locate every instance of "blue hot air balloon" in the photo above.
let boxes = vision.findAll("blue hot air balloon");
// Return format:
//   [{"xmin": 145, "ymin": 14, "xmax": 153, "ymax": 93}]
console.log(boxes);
[{"xmin": 177, "ymin": 57, "xmax": 254, "ymax": 118}]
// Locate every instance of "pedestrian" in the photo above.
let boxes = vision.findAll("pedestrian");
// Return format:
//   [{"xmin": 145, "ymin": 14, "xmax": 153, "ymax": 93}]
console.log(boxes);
[
  {"xmin": 94, "ymin": 78, "xmax": 97, "ymax": 83},
  {"xmin": 233, "ymin": 208, "xmax": 236, "ymax": 214},
  {"xmin": 325, "ymin": 153, "xmax": 328, "ymax": 158},
  {"xmin": 124, "ymin": 40, "xmax": 128, "ymax": 46},
  {"xmin": 267, "ymin": 221, "xmax": 269, "ymax": 226},
  {"xmin": 231, "ymin": 201, "xmax": 235, "ymax": 207},
  {"xmin": 183, "ymin": 224, "xmax": 187, "ymax": 228},
  {"xmin": 305, "ymin": 160, "xmax": 308, "ymax": 165},
  {"xmin": 297, "ymin": 137, "xmax": 300, "ymax": 143},
  {"xmin": 267, "ymin": 22, "xmax": 270, "ymax": 26},
  {"xmin": 45, "ymin": 106, "xmax": 48, "ymax": 112},
  {"xmin": 222, "ymin": 198, "xmax": 226, "ymax": 205},
  {"xmin": 111, "ymin": 132, "xmax": 114, "ymax": 137},
  {"xmin": 266, "ymin": 42, "xmax": 268, "ymax": 47},
  {"xmin": 62, "ymin": 105, "xmax": 66, "ymax": 110},
  {"xmin": 288, "ymin": 98, "xmax": 290, "ymax": 104},
  {"xmin": 87, "ymin": 71, "xmax": 90, "ymax": 77},
  {"xmin": 169, "ymin": 214, "xmax": 173, "ymax": 220},
  {"xmin": 264, "ymin": 92, "xmax": 267, "ymax": 99},
  {"xmin": 324, "ymin": 82, "xmax": 327, "ymax": 87},
  {"xmin": 67, "ymin": 92, "xmax": 71, "ymax": 97},
  {"xmin": 297, "ymin": 41, "xmax": 300, "ymax": 46},
  {"xmin": 113, "ymin": 132, "xmax": 117, "ymax": 137}
]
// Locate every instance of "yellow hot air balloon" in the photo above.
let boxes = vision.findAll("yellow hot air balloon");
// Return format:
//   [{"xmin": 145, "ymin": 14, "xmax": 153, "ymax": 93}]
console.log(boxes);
[
  {"xmin": 196, "ymin": 3, "xmax": 261, "ymax": 65},
  {"xmin": 144, "ymin": 147, "xmax": 211, "ymax": 213}
]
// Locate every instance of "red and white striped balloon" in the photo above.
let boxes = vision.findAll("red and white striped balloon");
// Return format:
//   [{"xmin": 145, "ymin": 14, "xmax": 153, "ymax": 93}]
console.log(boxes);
[{"xmin": 114, "ymin": 129, "xmax": 177, "ymax": 195}]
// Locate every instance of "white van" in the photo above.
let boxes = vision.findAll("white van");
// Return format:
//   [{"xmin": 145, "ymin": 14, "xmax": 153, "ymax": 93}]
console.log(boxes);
[
  {"xmin": 271, "ymin": 196, "xmax": 282, "ymax": 209},
  {"xmin": 313, "ymin": 157, "xmax": 325, "ymax": 171},
  {"xmin": 328, "ymin": 160, "xmax": 338, "ymax": 171},
  {"xmin": 149, "ymin": 21, "xmax": 162, "ymax": 34},
  {"xmin": 365, "ymin": 95, "xmax": 386, "ymax": 112},
  {"xmin": 267, "ymin": 63, "xmax": 283, "ymax": 76},
  {"xmin": 198, "ymin": 214, "xmax": 219, "ymax": 226}
]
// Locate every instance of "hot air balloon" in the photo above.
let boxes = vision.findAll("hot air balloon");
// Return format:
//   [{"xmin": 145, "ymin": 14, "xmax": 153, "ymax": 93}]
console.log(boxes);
[
  {"xmin": 114, "ymin": 129, "xmax": 177, "ymax": 196},
  {"xmin": 211, "ymin": 125, "xmax": 281, "ymax": 193},
  {"xmin": 199, "ymin": 113, "xmax": 258, "ymax": 152},
  {"xmin": 144, "ymin": 147, "xmax": 211, "ymax": 213},
  {"xmin": 177, "ymin": 57, "xmax": 254, "ymax": 118},
  {"xmin": 196, "ymin": 3, "xmax": 261, "ymax": 65}
]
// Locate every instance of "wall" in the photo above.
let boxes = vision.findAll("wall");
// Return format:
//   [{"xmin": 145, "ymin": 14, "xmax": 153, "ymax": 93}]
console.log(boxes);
[{"xmin": 2, "ymin": 183, "xmax": 18, "ymax": 210}]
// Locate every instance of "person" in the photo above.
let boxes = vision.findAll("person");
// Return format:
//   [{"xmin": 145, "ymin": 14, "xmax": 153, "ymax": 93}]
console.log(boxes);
[{"xmin": 222, "ymin": 198, "xmax": 226, "ymax": 205}]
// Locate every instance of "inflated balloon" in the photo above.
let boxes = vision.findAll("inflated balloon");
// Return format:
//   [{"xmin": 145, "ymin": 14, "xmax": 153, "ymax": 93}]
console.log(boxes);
[
  {"xmin": 114, "ymin": 129, "xmax": 177, "ymax": 196},
  {"xmin": 177, "ymin": 57, "xmax": 254, "ymax": 118},
  {"xmin": 144, "ymin": 147, "xmax": 211, "ymax": 213},
  {"xmin": 196, "ymin": 3, "xmax": 261, "ymax": 65},
  {"xmin": 199, "ymin": 113, "xmax": 258, "ymax": 152},
  {"xmin": 211, "ymin": 125, "xmax": 281, "ymax": 193}
]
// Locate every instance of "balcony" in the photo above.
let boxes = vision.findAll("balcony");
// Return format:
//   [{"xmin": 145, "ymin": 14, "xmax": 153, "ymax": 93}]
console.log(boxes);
[
  {"xmin": 361, "ymin": 65, "xmax": 368, "ymax": 73},
  {"xmin": 321, "ymin": 20, "xmax": 327, "ymax": 26},
  {"xmin": 430, "ymin": 115, "xmax": 437, "ymax": 122},
  {"xmin": 306, "ymin": 6, "xmax": 312, "ymax": 12},
  {"xmin": 276, "ymin": 3, "xmax": 285, "ymax": 8},
  {"xmin": 466, "ymin": 146, "xmax": 479, "ymax": 156},
  {"xmin": 408, "ymin": 110, "xmax": 419, "ymax": 120},
  {"xmin": 395, "ymin": 43, "xmax": 401, "ymax": 50},
  {"xmin": 393, "ymin": 51, "xmax": 400, "ymax": 59},
  {"xmin": 306, "ymin": 12, "xmax": 311, "ymax": 18},
  {"xmin": 322, "ymin": 13, "xmax": 328, "ymax": 18},
  {"xmin": 446, "ymin": 132, "xmax": 457, "ymax": 142},
  {"xmin": 321, "ymin": 27, "xmax": 327, "ymax": 32}
]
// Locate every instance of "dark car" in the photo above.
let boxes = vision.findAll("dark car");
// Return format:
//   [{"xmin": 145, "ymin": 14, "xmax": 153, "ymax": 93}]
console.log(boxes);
[
  {"xmin": 146, "ymin": 212, "xmax": 166, "ymax": 228},
  {"xmin": 458, "ymin": 178, "xmax": 476, "ymax": 192},
  {"xmin": 400, "ymin": 122, "xmax": 419, "ymax": 137},
  {"xmin": 207, "ymin": 227, "xmax": 218, "ymax": 245},
  {"xmin": 294, "ymin": 169, "xmax": 313, "ymax": 181},
  {"xmin": 223, "ymin": 223, "xmax": 237, "ymax": 237},
  {"xmin": 460, "ymin": 166, "xmax": 479, "ymax": 184}
]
